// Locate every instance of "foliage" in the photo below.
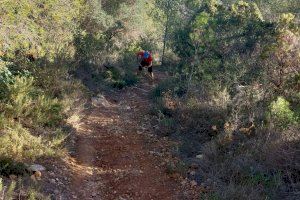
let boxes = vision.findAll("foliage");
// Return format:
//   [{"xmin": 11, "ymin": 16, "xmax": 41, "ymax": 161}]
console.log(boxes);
[
  {"xmin": 0, "ymin": 123, "xmax": 54, "ymax": 161},
  {"xmin": 0, "ymin": 178, "xmax": 50, "ymax": 200},
  {"xmin": 104, "ymin": 68, "xmax": 139, "ymax": 89},
  {"xmin": 0, "ymin": 0, "xmax": 299, "ymax": 198},
  {"xmin": 0, "ymin": 75, "xmax": 63, "ymax": 127},
  {"xmin": 0, "ymin": 0, "xmax": 84, "ymax": 62},
  {"xmin": 152, "ymin": 1, "xmax": 300, "ymax": 199},
  {"xmin": 0, "ymin": 63, "xmax": 14, "ymax": 99},
  {"xmin": 269, "ymin": 97, "xmax": 298, "ymax": 128},
  {"xmin": 0, "ymin": 158, "xmax": 27, "ymax": 176}
]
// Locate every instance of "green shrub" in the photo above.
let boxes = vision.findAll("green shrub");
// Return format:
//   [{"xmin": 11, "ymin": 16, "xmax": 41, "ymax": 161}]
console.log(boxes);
[
  {"xmin": 0, "ymin": 177, "xmax": 50, "ymax": 200},
  {"xmin": 6, "ymin": 180, "xmax": 16, "ymax": 200},
  {"xmin": 0, "ymin": 64, "xmax": 14, "ymax": 100},
  {"xmin": 269, "ymin": 97, "xmax": 298, "ymax": 129},
  {"xmin": 244, "ymin": 172, "xmax": 281, "ymax": 188},
  {"xmin": 30, "ymin": 95, "xmax": 63, "ymax": 127},
  {"xmin": 28, "ymin": 187, "xmax": 51, "ymax": 200},
  {"xmin": 4, "ymin": 76, "xmax": 35, "ymax": 118},
  {"xmin": 112, "ymin": 80, "xmax": 127, "ymax": 89},
  {"xmin": 33, "ymin": 67, "xmax": 77, "ymax": 98},
  {"xmin": 123, "ymin": 72, "xmax": 139, "ymax": 86},
  {"xmin": 103, "ymin": 67, "xmax": 139, "ymax": 89},
  {"xmin": 0, "ymin": 124, "xmax": 53, "ymax": 161},
  {"xmin": 0, "ymin": 158, "xmax": 27, "ymax": 176},
  {"xmin": 1, "ymin": 75, "xmax": 64, "ymax": 127},
  {"xmin": 103, "ymin": 67, "xmax": 122, "ymax": 80}
]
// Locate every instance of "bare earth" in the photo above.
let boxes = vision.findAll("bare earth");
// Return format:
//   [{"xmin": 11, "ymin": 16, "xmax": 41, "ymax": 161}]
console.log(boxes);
[{"xmin": 41, "ymin": 72, "xmax": 199, "ymax": 200}]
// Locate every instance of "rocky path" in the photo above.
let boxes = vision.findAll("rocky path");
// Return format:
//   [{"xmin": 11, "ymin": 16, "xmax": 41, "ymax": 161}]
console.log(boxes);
[{"xmin": 49, "ymin": 73, "xmax": 197, "ymax": 200}]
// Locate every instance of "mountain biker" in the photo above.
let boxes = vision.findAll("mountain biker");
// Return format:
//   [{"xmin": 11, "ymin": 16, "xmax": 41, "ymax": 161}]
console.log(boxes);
[{"xmin": 136, "ymin": 50, "xmax": 153, "ymax": 79}]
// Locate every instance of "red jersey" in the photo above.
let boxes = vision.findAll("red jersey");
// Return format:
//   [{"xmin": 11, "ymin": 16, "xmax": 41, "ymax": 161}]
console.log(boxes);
[{"xmin": 137, "ymin": 51, "xmax": 153, "ymax": 64}]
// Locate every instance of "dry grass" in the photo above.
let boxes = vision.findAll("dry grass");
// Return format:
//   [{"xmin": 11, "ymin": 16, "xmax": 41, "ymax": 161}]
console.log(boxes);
[
  {"xmin": 197, "ymin": 125, "xmax": 300, "ymax": 200},
  {"xmin": 152, "ymin": 79, "xmax": 300, "ymax": 199}
]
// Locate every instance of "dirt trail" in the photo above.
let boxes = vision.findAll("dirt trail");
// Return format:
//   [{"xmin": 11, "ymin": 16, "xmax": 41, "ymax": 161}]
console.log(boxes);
[{"xmin": 62, "ymin": 72, "xmax": 194, "ymax": 200}]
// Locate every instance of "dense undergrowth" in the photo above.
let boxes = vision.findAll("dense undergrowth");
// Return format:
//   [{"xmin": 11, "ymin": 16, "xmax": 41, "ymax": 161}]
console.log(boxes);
[
  {"xmin": 0, "ymin": 0, "xmax": 159, "ymax": 198},
  {"xmin": 0, "ymin": 59, "xmax": 84, "ymax": 199},
  {"xmin": 73, "ymin": 62, "xmax": 141, "ymax": 95},
  {"xmin": 152, "ymin": 1, "xmax": 300, "ymax": 199},
  {"xmin": 0, "ymin": 0, "xmax": 299, "ymax": 199}
]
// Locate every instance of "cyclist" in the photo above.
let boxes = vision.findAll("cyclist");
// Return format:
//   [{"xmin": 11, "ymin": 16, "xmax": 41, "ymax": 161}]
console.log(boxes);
[{"xmin": 136, "ymin": 50, "xmax": 153, "ymax": 79}]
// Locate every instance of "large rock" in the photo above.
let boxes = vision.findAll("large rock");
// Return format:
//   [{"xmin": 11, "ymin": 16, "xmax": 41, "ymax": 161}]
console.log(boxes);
[{"xmin": 91, "ymin": 94, "xmax": 111, "ymax": 107}]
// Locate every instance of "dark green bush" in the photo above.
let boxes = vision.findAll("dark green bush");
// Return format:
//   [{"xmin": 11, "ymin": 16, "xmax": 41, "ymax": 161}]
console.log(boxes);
[
  {"xmin": 0, "ymin": 65, "xmax": 14, "ymax": 101},
  {"xmin": 112, "ymin": 80, "xmax": 127, "ymax": 89},
  {"xmin": 103, "ymin": 67, "xmax": 139, "ymax": 89},
  {"xmin": 123, "ymin": 72, "xmax": 139, "ymax": 86},
  {"xmin": 0, "ymin": 158, "xmax": 27, "ymax": 176}
]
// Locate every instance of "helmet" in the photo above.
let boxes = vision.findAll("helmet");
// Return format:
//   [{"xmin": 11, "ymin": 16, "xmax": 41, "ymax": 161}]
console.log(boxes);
[{"xmin": 143, "ymin": 51, "xmax": 150, "ymax": 59}]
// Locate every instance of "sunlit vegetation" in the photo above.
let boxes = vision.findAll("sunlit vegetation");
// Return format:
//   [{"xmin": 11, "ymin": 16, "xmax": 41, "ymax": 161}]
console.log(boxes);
[
  {"xmin": 0, "ymin": 0, "xmax": 299, "ymax": 199},
  {"xmin": 153, "ymin": 0, "xmax": 299, "ymax": 199}
]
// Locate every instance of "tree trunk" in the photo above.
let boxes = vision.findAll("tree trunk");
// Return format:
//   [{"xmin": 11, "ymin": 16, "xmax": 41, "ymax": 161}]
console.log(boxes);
[{"xmin": 161, "ymin": 10, "xmax": 170, "ymax": 66}]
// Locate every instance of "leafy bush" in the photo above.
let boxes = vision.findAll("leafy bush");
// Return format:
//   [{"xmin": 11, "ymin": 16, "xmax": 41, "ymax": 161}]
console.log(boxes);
[
  {"xmin": 111, "ymin": 80, "xmax": 127, "ymax": 89},
  {"xmin": 103, "ymin": 67, "xmax": 122, "ymax": 81},
  {"xmin": 151, "ymin": 1, "xmax": 300, "ymax": 198},
  {"xmin": 0, "ymin": 177, "xmax": 50, "ymax": 200},
  {"xmin": 269, "ymin": 97, "xmax": 298, "ymax": 129},
  {"xmin": 123, "ymin": 72, "xmax": 139, "ymax": 86},
  {"xmin": 34, "ymin": 67, "xmax": 82, "ymax": 98},
  {"xmin": 30, "ymin": 95, "xmax": 63, "ymax": 127},
  {"xmin": 0, "ymin": 73, "xmax": 66, "ymax": 163},
  {"xmin": 103, "ymin": 67, "xmax": 139, "ymax": 89},
  {"xmin": 0, "ymin": 64, "xmax": 14, "ymax": 100},
  {"xmin": 0, "ymin": 124, "xmax": 53, "ymax": 161},
  {"xmin": 0, "ymin": 158, "xmax": 27, "ymax": 176},
  {"xmin": 3, "ymin": 76, "xmax": 35, "ymax": 119},
  {"xmin": 0, "ymin": 75, "xmax": 63, "ymax": 127}
]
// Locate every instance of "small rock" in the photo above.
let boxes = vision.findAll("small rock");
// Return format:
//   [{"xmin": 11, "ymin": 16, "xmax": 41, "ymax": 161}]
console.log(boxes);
[
  {"xmin": 92, "ymin": 94, "xmax": 111, "ymax": 107},
  {"xmin": 28, "ymin": 164, "xmax": 46, "ymax": 172},
  {"xmin": 91, "ymin": 192, "xmax": 97, "ymax": 197},
  {"xmin": 196, "ymin": 154, "xmax": 204, "ymax": 159},
  {"xmin": 54, "ymin": 190, "xmax": 59, "ymax": 195}
]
